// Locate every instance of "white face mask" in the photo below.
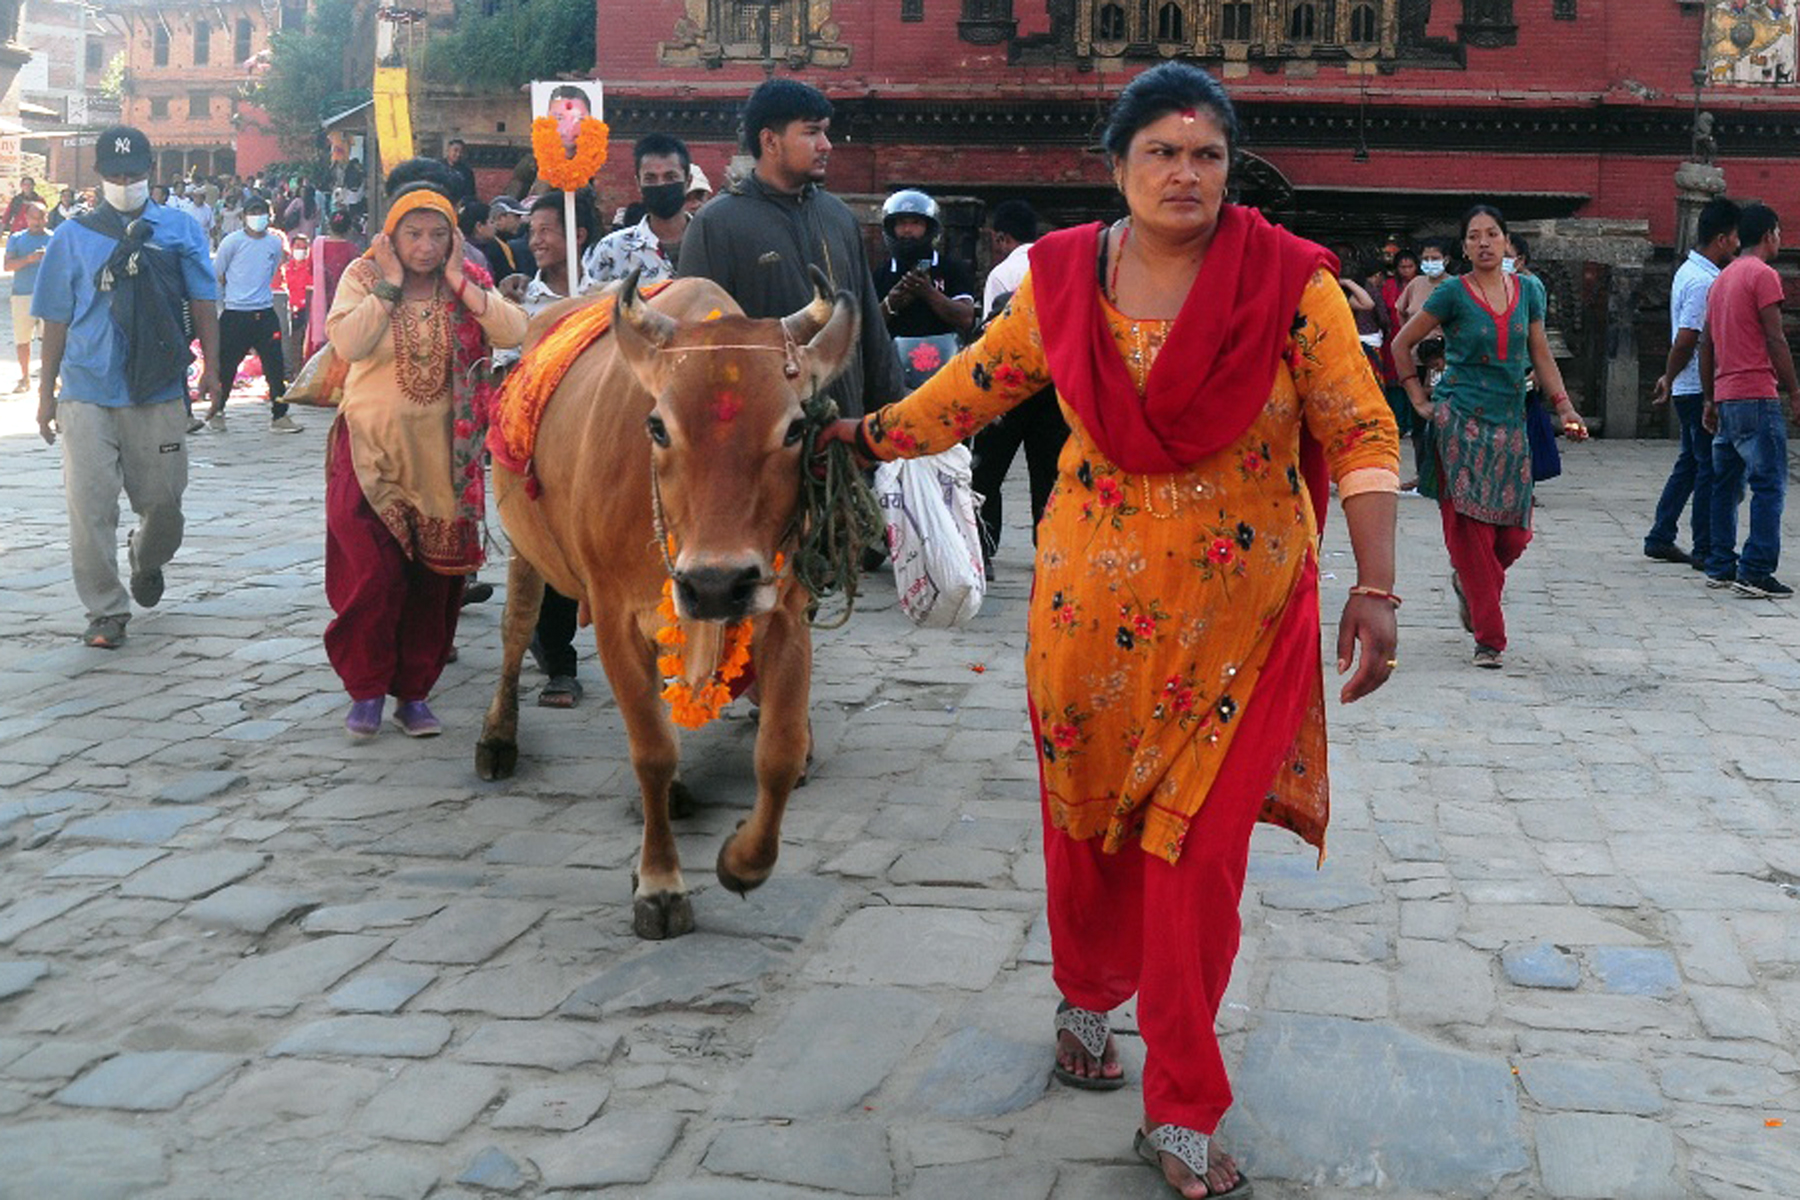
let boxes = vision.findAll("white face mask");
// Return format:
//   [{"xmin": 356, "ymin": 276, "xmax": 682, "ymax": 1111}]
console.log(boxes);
[
  {"xmin": 1420, "ymin": 258, "xmax": 1446, "ymax": 277},
  {"xmin": 294, "ymin": 248, "xmax": 309, "ymax": 260},
  {"xmin": 103, "ymin": 179, "xmax": 150, "ymax": 211},
  {"xmin": 246, "ymin": 214, "xmax": 271, "ymax": 233},
  {"xmin": 1501, "ymin": 257, "xmax": 1517, "ymax": 275}
]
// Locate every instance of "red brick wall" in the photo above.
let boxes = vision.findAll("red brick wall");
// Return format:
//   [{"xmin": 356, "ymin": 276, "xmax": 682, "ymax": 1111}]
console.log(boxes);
[{"xmin": 599, "ymin": 3, "xmax": 1784, "ymax": 246}]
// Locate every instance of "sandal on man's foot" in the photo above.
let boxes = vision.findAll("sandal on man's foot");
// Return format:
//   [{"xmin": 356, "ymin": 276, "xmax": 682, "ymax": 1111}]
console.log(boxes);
[
  {"xmin": 538, "ymin": 675, "xmax": 583, "ymax": 708},
  {"xmin": 1134, "ymin": 1125, "xmax": 1252, "ymax": 1199},
  {"xmin": 1052, "ymin": 999, "xmax": 1126, "ymax": 1090}
]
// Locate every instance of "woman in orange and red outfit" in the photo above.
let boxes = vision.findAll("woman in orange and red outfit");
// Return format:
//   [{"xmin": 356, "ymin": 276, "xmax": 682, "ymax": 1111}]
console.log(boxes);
[
  {"xmin": 825, "ymin": 64, "xmax": 1400, "ymax": 1198},
  {"xmin": 324, "ymin": 182, "xmax": 526, "ymax": 739}
]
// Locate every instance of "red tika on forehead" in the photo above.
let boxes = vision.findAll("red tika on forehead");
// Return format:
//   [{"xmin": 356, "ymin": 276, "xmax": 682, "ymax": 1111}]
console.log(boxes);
[
  {"xmin": 711, "ymin": 392, "xmax": 743, "ymax": 424},
  {"xmin": 1180, "ymin": 108, "xmax": 1199, "ymax": 122}
]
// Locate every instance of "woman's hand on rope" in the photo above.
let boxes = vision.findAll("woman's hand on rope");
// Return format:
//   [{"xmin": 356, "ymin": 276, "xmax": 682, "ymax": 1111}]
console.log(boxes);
[
  {"xmin": 813, "ymin": 418, "xmax": 874, "ymax": 476},
  {"xmin": 1336, "ymin": 593, "xmax": 1398, "ymax": 704}
]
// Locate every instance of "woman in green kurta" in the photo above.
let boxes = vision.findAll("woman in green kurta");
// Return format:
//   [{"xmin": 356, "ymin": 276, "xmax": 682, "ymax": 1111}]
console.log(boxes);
[{"xmin": 1392, "ymin": 204, "xmax": 1588, "ymax": 668}]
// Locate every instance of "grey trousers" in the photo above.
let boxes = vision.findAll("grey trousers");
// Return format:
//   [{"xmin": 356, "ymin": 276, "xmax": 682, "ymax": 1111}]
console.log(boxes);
[{"xmin": 57, "ymin": 398, "xmax": 188, "ymax": 625}]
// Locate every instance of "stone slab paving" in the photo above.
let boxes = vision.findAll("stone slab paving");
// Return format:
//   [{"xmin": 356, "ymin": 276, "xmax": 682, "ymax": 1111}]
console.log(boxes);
[{"xmin": 1, "ymin": 418, "xmax": 1798, "ymax": 1196}]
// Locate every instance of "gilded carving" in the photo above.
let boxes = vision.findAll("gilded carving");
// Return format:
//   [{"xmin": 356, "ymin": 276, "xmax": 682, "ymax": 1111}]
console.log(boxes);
[
  {"xmin": 659, "ymin": 0, "xmax": 850, "ymax": 68},
  {"xmin": 1705, "ymin": 0, "xmax": 1795, "ymax": 85}
]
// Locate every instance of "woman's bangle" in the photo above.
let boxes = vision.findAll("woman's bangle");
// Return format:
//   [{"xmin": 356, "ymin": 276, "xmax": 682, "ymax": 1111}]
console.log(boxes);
[
  {"xmin": 1348, "ymin": 586, "xmax": 1402, "ymax": 608},
  {"xmin": 1397, "ymin": 374, "xmax": 1418, "ymax": 384},
  {"xmin": 371, "ymin": 279, "xmax": 402, "ymax": 304}
]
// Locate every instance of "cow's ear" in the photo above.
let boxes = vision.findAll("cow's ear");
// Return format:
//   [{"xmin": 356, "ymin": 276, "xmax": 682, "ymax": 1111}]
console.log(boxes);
[
  {"xmin": 614, "ymin": 267, "xmax": 678, "ymax": 392},
  {"xmin": 798, "ymin": 289, "xmax": 860, "ymax": 395}
]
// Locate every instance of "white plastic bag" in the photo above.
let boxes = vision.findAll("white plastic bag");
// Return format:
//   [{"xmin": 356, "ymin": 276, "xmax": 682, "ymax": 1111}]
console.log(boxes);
[{"xmin": 874, "ymin": 444, "xmax": 986, "ymax": 628}]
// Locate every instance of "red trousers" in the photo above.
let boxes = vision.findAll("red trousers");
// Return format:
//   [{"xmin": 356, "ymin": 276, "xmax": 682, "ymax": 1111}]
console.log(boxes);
[
  {"xmin": 324, "ymin": 423, "xmax": 463, "ymax": 701},
  {"xmin": 1438, "ymin": 498, "xmax": 1531, "ymax": 652},
  {"xmin": 1041, "ymin": 570, "xmax": 1317, "ymax": 1136}
]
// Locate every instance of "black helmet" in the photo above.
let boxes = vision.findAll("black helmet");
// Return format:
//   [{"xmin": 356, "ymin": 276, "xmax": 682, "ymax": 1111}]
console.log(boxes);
[
  {"xmin": 882, "ymin": 189, "xmax": 940, "ymax": 268},
  {"xmin": 881, "ymin": 189, "xmax": 941, "ymax": 238}
]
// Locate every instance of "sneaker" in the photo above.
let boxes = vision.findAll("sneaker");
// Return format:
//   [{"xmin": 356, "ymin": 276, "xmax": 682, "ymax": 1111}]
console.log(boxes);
[
  {"xmin": 205, "ymin": 411, "xmax": 227, "ymax": 432},
  {"xmin": 126, "ymin": 530, "xmax": 163, "ymax": 607},
  {"xmin": 1705, "ymin": 575, "xmax": 1737, "ymax": 590},
  {"xmin": 1643, "ymin": 543, "xmax": 1691, "ymax": 565},
  {"xmin": 1690, "ymin": 556, "xmax": 1709, "ymax": 573},
  {"xmin": 81, "ymin": 614, "xmax": 128, "ymax": 649},
  {"xmin": 345, "ymin": 697, "xmax": 384, "ymax": 740},
  {"xmin": 1733, "ymin": 574, "xmax": 1794, "ymax": 599},
  {"xmin": 1472, "ymin": 645, "xmax": 1503, "ymax": 669},
  {"xmin": 187, "ymin": 417, "xmax": 206, "ymax": 434},
  {"xmin": 270, "ymin": 414, "xmax": 303, "ymax": 434},
  {"xmin": 392, "ymin": 700, "xmax": 442, "ymax": 738}
]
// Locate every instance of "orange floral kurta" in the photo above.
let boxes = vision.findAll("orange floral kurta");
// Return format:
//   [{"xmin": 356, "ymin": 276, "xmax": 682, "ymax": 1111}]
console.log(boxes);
[{"xmin": 863, "ymin": 267, "xmax": 1399, "ymax": 863}]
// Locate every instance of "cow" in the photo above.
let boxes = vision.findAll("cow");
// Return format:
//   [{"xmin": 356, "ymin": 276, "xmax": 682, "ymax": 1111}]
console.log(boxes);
[{"xmin": 475, "ymin": 268, "xmax": 858, "ymax": 940}]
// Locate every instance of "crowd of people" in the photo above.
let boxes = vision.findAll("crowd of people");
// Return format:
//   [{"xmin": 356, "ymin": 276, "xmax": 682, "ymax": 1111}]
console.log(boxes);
[{"xmin": 14, "ymin": 56, "xmax": 1782, "ymax": 1198}]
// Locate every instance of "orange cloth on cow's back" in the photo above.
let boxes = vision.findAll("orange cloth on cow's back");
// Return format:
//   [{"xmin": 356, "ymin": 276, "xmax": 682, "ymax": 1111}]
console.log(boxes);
[
  {"xmin": 488, "ymin": 280, "xmax": 674, "ymax": 477},
  {"xmin": 860, "ymin": 269, "xmax": 1399, "ymax": 864}
]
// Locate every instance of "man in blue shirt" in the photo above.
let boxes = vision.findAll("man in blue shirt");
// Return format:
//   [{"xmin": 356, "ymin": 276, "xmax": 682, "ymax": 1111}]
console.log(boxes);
[
  {"xmin": 33, "ymin": 126, "xmax": 221, "ymax": 649},
  {"xmin": 205, "ymin": 194, "xmax": 299, "ymax": 433},
  {"xmin": 1646, "ymin": 197, "xmax": 1741, "ymax": 567},
  {"xmin": 5, "ymin": 199, "xmax": 50, "ymax": 393}
]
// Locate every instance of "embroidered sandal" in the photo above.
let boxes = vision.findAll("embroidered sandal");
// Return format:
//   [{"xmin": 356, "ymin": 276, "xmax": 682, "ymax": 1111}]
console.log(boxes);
[
  {"xmin": 1134, "ymin": 1124, "xmax": 1253, "ymax": 1199},
  {"xmin": 1052, "ymin": 999, "xmax": 1126, "ymax": 1090}
]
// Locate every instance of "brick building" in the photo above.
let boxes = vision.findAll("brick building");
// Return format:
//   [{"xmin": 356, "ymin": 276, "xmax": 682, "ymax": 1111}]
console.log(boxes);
[
  {"xmin": 108, "ymin": 0, "xmax": 285, "ymax": 179},
  {"xmin": 594, "ymin": 1, "xmax": 1800, "ymax": 433}
]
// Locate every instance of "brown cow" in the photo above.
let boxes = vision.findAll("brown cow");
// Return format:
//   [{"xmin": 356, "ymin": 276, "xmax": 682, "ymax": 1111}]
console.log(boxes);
[{"xmin": 475, "ymin": 269, "xmax": 858, "ymax": 940}]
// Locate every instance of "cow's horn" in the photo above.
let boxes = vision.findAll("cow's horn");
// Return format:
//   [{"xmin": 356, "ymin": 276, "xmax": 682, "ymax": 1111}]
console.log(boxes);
[
  {"xmin": 780, "ymin": 265, "xmax": 836, "ymax": 343},
  {"xmin": 616, "ymin": 266, "xmax": 677, "ymax": 347}
]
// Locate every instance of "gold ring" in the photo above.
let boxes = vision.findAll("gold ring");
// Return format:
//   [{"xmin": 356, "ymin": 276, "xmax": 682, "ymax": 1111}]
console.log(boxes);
[{"xmin": 1385, "ymin": 658, "xmax": 1399, "ymax": 668}]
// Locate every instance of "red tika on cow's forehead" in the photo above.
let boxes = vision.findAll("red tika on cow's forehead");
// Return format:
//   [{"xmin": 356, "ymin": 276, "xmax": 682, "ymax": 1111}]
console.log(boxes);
[{"xmin": 711, "ymin": 391, "xmax": 743, "ymax": 424}]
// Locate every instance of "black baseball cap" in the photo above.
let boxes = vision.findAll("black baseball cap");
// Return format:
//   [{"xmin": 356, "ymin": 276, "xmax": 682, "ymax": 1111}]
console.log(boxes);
[{"xmin": 95, "ymin": 126, "xmax": 153, "ymax": 176}]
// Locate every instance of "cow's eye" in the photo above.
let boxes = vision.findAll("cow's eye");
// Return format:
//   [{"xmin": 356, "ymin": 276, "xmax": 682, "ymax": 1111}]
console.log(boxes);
[
  {"xmin": 645, "ymin": 415, "xmax": 670, "ymax": 447},
  {"xmin": 784, "ymin": 419, "xmax": 808, "ymax": 447}
]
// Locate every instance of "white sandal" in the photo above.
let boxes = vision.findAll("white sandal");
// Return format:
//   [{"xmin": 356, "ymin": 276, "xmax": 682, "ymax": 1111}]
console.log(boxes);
[
  {"xmin": 1052, "ymin": 999, "xmax": 1125, "ymax": 1090},
  {"xmin": 1134, "ymin": 1124, "xmax": 1253, "ymax": 1198}
]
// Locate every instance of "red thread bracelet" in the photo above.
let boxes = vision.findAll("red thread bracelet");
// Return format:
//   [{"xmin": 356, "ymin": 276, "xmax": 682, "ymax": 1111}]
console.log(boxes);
[{"xmin": 1348, "ymin": 586, "xmax": 1402, "ymax": 608}]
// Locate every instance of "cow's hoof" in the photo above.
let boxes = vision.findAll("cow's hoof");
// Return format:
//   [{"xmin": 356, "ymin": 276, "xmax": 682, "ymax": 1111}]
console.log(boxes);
[
  {"xmin": 633, "ymin": 891, "xmax": 694, "ymax": 940},
  {"xmin": 716, "ymin": 821, "xmax": 772, "ymax": 897},
  {"xmin": 475, "ymin": 738, "xmax": 518, "ymax": 781},
  {"xmin": 669, "ymin": 779, "xmax": 699, "ymax": 819}
]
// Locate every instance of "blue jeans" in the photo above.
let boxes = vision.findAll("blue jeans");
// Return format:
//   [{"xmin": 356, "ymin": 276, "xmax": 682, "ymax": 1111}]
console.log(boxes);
[
  {"xmin": 1646, "ymin": 394, "xmax": 1712, "ymax": 558},
  {"xmin": 1708, "ymin": 399, "xmax": 1788, "ymax": 581}
]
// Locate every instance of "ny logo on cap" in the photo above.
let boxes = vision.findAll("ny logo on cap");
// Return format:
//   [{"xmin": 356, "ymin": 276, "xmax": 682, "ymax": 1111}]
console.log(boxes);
[{"xmin": 115, "ymin": 136, "xmax": 134, "ymax": 154}]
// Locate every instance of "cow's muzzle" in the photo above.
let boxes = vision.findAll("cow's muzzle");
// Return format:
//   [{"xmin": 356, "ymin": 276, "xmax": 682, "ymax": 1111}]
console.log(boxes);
[{"xmin": 674, "ymin": 563, "xmax": 769, "ymax": 622}]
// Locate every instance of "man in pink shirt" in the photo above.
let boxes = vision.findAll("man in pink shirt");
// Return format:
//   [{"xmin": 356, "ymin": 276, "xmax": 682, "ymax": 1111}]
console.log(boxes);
[{"xmin": 1700, "ymin": 203, "xmax": 1798, "ymax": 598}]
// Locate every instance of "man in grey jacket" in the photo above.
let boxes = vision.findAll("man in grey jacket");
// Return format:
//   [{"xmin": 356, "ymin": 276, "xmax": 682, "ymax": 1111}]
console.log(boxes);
[{"xmin": 678, "ymin": 79, "xmax": 902, "ymax": 419}]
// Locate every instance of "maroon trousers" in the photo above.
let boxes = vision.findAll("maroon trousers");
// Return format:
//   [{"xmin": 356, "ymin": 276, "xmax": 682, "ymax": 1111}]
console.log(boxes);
[
  {"xmin": 324, "ymin": 424, "xmax": 463, "ymax": 701},
  {"xmin": 1438, "ymin": 497, "xmax": 1531, "ymax": 652},
  {"xmin": 1041, "ymin": 565, "xmax": 1317, "ymax": 1136}
]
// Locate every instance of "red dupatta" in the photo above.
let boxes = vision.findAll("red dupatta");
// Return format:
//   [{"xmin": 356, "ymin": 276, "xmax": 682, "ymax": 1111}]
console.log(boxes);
[{"xmin": 1029, "ymin": 204, "xmax": 1337, "ymax": 525}]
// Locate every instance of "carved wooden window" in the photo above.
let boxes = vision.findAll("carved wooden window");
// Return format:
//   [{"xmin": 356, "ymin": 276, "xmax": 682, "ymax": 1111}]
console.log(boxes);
[
  {"xmin": 1096, "ymin": 2, "xmax": 1126, "ymax": 39},
  {"xmin": 1156, "ymin": 1, "xmax": 1184, "ymax": 41},
  {"xmin": 1458, "ymin": 0, "xmax": 1516, "ymax": 47},
  {"xmin": 726, "ymin": 0, "xmax": 799, "ymax": 46},
  {"xmin": 188, "ymin": 91, "xmax": 210, "ymax": 121},
  {"xmin": 1349, "ymin": 1, "xmax": 1378, "ymax": 42},
  {"xmin": 1220, "ymin": 1, "xmax": 1252, "ymax": 40},
  {"xmin": 153, "ymin": 25, "xmax": 170, "ymax": 66},
  {"xmin": 1552, "ymin": 0, "xmax": 1575, "ymax": 18},
  {"xmin": 194, "ymin": 20, "xmax": 210, "ymax": 65},
  {"xmin": 235, "ymin": 18, "xmax": 254, "ymax": 62},
  {"xmin": 1290, "ymin": 2, "xmax": 1316, "ymax": 41},
  {"xmin": 902, "ymin": 0, "xmax": 923, "ymax": 20},
  {"xmin": 149, "ymin": 95, "xmax": 169, "ymax": 119}
]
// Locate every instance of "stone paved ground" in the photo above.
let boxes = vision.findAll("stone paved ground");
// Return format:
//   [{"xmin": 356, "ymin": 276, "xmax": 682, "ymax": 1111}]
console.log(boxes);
[{"xmin": 1, "ymin": 383, "xmax": 1799, "ymax": 1199}]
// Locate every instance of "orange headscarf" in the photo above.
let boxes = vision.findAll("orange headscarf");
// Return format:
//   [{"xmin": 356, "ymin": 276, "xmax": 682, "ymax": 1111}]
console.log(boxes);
[{"xmin": 368, "ymin": 187, "xmax": 456, "ymax": 255}]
